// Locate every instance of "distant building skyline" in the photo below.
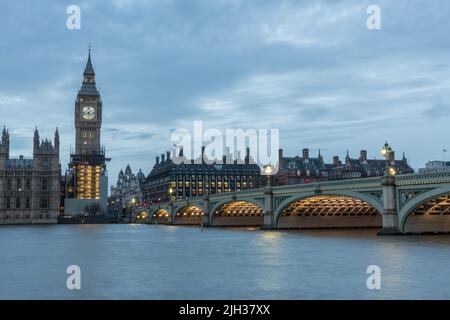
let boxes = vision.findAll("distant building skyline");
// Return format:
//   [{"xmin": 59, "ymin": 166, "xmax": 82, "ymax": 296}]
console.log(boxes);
[
  {"xmin": 419, "ymin": 160, "xmax": 450, "ymax": 173},
  {"xmin": 143, "ymin": 147, "xmax": 262, "ymax": 203}
]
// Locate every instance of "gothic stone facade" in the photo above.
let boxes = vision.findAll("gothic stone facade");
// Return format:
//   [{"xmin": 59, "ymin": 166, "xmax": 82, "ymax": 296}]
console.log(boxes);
[
  {"xmin": 0, "ymin": 127, "xmax": 60, "ymax": 224},
  {"xmin": 64, "ymin": 49, "xmax": 109, "ymax": 215},
  {"xmin": 109, "ymin": 164, "xmax": 145, "ymax": 218}
]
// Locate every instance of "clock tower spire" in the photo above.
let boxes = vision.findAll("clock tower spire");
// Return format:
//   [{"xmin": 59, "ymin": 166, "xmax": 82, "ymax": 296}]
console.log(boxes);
[
  {"xmin": 75, "ymin": 48, "xmax": 102, "ymax": 154},
  {"xmin": 66, "ymin": 47, "xmax": 109, "ymax": 208},
  {"xmin": 83, "ymin": 45, "xmax": 96, "ymax": 84}
]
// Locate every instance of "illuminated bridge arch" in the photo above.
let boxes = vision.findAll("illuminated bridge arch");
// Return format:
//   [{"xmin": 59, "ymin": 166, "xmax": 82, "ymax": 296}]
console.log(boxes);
[
  {"xmin": 150, "ymin": 208, "xmax": 170, "ymax": 224},
  {"xmin": 134, "ymin": 210, "xmax": 149, "ymax": 223},
  {"xmin": 275, "ymin": 194, "xmax": 382, "ymax": 229},
  {"xmin": 211, "ymin": 200, "xmax": 264, "ymax": 226},
  {"xmin": 399, "ymin": 185, "xmax": 450, "ymax": 234},
  {"xmin": 175, "ymin": 205, "xmax": 204, "ymax": 225}
]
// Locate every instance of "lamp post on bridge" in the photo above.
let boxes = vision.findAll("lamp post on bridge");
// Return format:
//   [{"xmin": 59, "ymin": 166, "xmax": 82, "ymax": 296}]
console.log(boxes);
[
  {"xmin": 378, "ymin": 142, "xmax": 400, "ymax": 235},
  {"xmin": 202, "ymin": 189, "xmax": 210, "ymax": 228},
  {"xmin": 262, "ymin": 164, "xmax": 275, "ymax": 229},
  {"xmin": 168, "ymin": 187, "xmax": 174, "ymax": 224},
  {"xmin": 381, "ymin": 142, "xmax": 397, "ymax": 177},
  {"xmin": 263, "ymin": 164, "xmax": 273, "ymax": 187}
]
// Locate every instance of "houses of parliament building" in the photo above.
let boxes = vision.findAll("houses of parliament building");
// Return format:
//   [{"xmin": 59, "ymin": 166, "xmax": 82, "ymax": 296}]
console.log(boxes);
[
  {"xmin": 0, "ymin": 127, "xmax": 60, "ymax": 224},
  {"xmin": 0, "ymin": 49, "xmax": 109, "ymax": 224}
]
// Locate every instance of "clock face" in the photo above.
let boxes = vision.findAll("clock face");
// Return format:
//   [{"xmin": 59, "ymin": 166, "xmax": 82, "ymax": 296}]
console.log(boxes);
[{"xmin": 81, "ymin": 106, "xmax": 96, "ymax": 120}]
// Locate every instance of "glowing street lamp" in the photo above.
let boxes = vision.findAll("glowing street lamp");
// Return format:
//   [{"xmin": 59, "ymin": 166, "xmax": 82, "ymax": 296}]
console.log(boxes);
[
  {"xmin": 388, "ymin": 166, "xmax": 397, "ymax": 176},
  {"xmin": 263, "ymin": 164, "xmax": 273, "ymax": 187},
  {"xmin": 380, "ymin": 142, "xmax": 392, "ymax": 159},
  {"xmin": 380, "ymin": 142, "xmax": 396, "ymax": 176},
  {"xmin": 168, "ymin": 187, "xmax": 174, "ymax": 201}
]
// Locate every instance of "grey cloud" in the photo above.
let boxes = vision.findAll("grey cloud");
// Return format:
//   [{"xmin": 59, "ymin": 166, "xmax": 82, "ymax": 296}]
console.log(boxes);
[{"xmin": 1, "ymin": 0, "xmax": 450, "ymax": 179}]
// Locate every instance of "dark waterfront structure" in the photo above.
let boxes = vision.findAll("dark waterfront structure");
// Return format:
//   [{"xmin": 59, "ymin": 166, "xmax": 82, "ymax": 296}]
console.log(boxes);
[
  {"xmin": 275, "ymin": 148, "xmax": 414, "ymax": 186},
  {"xmin": 143, "ymin": 148, "xmax": 262, "ymax": 203},
  {"xmin": 64, "ymin": 49, "xmax": 110, "ymax": 215},
  {"xmin": 0, "ymin": 127, "xmax": 60, "ymax": 224}
]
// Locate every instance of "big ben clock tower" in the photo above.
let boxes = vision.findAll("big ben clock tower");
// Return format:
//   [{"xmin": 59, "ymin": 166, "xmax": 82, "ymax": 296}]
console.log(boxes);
[
  {"xmin": 75, "ymin": 48, "xmax": 102, "ymax": 155},
  {"xmin": 65, "ymin": 48, "xmax": 110, "ymax": 214}
]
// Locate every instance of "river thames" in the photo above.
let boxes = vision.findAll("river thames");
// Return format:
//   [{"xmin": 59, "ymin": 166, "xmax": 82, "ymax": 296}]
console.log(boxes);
[{"xmin": 1, "ymin": 224, "xmax": 449, "ymax": 299}]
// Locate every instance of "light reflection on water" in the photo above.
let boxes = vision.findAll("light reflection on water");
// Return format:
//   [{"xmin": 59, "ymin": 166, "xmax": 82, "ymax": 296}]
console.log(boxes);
[{"xmin": 0, "ymin": 224, "xmax": 449, "ymax": 300}]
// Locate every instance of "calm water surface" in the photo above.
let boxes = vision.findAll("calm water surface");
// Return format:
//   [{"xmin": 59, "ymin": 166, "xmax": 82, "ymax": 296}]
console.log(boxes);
[{"xmin": 1, "ymin": 224, "xmax": 449, "ymax": 299}]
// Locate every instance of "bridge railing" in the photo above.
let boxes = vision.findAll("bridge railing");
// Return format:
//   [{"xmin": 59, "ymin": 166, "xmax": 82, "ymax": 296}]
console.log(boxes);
[
  {"xmin": 395, "ymin": 171, "xmax": 450, "ymax": 186},
  {"xmin": 170, "ymin": 188, "xmax": 264, "ymax": 206},
  {"xmin": 148, "ymin": 176, "xmax": 383, "ymax": 208},
  {"xmin": 272, "ymin": 177, "xmax": 381, "ymax": 193}
]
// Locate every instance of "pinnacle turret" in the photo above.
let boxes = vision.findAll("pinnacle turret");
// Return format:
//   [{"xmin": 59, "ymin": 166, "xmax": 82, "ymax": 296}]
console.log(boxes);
[
  {"xmin": 79, "ymin": 46, "xmax": 99, "ymax": 96},
  {"xmin": 84, "ymin": 46, "xmax": 95, "ymax": 76}
]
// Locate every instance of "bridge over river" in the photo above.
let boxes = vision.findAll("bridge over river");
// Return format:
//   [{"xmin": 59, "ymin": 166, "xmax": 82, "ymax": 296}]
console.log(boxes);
[{"xmin": 133, "ymin": 172, "xmax": 450, "ymax": 234}]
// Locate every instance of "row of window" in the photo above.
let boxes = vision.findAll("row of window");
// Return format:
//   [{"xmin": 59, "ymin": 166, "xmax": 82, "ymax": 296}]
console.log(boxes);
[
  {"xmin": 1, "ymin": 214, "xmax": 52, "ymax": 219},
  {"xmin": 81, "ymin": 131, "xmax": 95, "ymax": 139},
  {"xmin": 3, "ymin": 172, "xmax": 33, "ymax": 176},
  {"xmin": 149, "ymin": 181, "xmax": 255, "ymax": 192},
  {"xmin": 148, "ymin": 175, "xmax": 258, "ymax": 186},
  {"xmin": 171, "ymin": 181, "xmax": 253, "ymax": 189},
  {"xmin": 174, "ymin": 174, "xmax": 256, "ymax": 179},
  {"xmin": 145, "ymin": 182, "xmax": 256, "ymax": 202},
  {"xmin": 4, "ymin": 197, "xmax": 49, "ymax": 209},
  {"xmin": 5, "ymin": 178, "xmax": 49, "ymax": 191}
]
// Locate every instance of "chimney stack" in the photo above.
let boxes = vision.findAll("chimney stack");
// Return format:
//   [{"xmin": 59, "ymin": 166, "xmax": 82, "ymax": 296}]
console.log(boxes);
[
  {"xmin": 360, "ymin": 150, "xmax": 367, "ymax": 161},
  {"xmin": 302, "ymin": 148, "xmax": 309, "ymax": 160},
  {"xmin": 278, "ymin": 148, "xmax": 283, "ymax": 160},
  {"xmin": 225, "ymin": 146, "xmax": 232, "ymax": 164},
  {"xmin": 166, "ymin": 151, "xmax": 170, "ymax": 161},
  {"xmin": 156, "ymin": 156, "xmax": 160, "ymax": 165},
  {"xmin": 237, "ymin": 150, "xmax": 242, "ymax": 163},
  {"xmin": 201, "ymin": 145, "xmax": 205, "ymax": 163},
  {"xmin": 161, "ymin": 153, "xmax": 165, "ymax": 162},
  {"xmin": 245, "ymin": 147, "xmax": 250, "ymax": 164},
  {"xmin": 333, "ymin": 156, "xmax": 340, "ymax": 166}
]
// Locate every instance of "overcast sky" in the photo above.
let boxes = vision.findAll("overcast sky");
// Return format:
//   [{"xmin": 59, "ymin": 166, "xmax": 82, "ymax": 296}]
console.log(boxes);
[{"xmin": 1, "ymin": 0, "xmax": 450, "ymax": 186}]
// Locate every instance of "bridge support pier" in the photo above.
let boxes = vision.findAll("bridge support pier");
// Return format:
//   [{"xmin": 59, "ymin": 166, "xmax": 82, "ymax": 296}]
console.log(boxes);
[
  {"xmin": 262, "ymin": 186, "xmax": 275, "ymax": 229},
  {"xmin": 167, "ymin": 202, "xmax": 174, "ymax": 225},
  {"xmin": 378, "ymin": 175, "xmax": 401, "ymax": 235},
  {"xmin": 202, "ymin": 196, "xmax": 211, "ymax": 227}
]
